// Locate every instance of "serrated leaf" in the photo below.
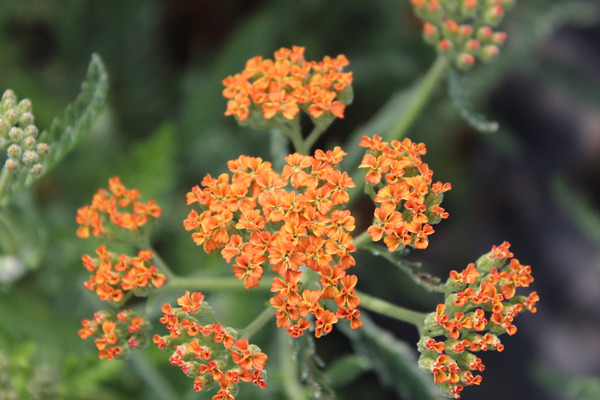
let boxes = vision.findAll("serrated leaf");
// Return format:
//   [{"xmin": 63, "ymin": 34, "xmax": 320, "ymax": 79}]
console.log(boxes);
[
  {"xmin": 340, "ymin": 314, "xmax": 441, "ymax": 400},
  {"xmin": 292, "ymin": 333, "xmax": 336, "ymax": 400},
  {"xmin": 40, "ymin": 53, "xmax": 109, "ymax": 169},
  {"xmin": 324, "ymin": 354, "xmax": 371, "ymax": 388},
  {"xmin": 448, "ymin": 69, "xmax": 498, "ymax": 134}
]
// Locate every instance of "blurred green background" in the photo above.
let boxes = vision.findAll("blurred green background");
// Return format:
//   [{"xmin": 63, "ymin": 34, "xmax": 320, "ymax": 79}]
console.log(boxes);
[{"xmin": 1, "ymin": 0, "xmax": 600, "ymax": 399}]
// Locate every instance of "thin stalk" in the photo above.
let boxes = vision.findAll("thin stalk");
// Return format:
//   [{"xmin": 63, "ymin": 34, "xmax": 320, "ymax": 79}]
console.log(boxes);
[
  {"xmin": 0, "ymin": 213, "xmax": 17, "ymax": 254},
  {"xmin": 279, "ymin": 330, "xmax": 308, "ymax": 400},
  {"xmin": 0, "ymin": 168, "xmax": 12, "ymax": 203},
  {"xmin": 165, "ymin": 275, "xmax": 270, "ymax": 292},
  {"xmin": 281, "ymin": 117, "xmax": 307, "ymax": 155},
  {"xmin": 385, "ymin": 55, "xmax": 448, "ymax": 142},
  {"xmin": 239, "ymin": 306, "xmax": 275, "ymax": 340},
  {"xmin": 358, "ymin": 290, "xmax": 427, "ymax": 332},
  {"xmin": 303, "ymin": 123, "xmax": 328, "ymax": 154},
  {"xmin": 352, "ymin": 230, "xmax": 371, "ymax": 250}
]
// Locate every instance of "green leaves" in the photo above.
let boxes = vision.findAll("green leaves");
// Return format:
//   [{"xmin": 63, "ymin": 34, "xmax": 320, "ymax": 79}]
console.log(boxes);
[
  {"xmin": 448, "ymin": 69, "xmax": 498, "ymax": 134},
  {"xmin": 0, "ymin": 54, "xmax": 108, "ymax": 205},
  {"xmin": 341, "ymin": 314, "xmax": 441, "ymax": 400},
  {"xmin": 40, "ymin": 53, "xmax": 109, "ymax": 171}
]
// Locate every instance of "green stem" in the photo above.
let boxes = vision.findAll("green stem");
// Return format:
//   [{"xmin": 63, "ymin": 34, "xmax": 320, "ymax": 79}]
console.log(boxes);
[
  {"xmin": 0, "ymin": 168, "xmax": 12, "ymax": 204},
  {"xmin": 279, "ymin": 330, "xmax": 308, "ymax": 400},
  {"xmin": 303, "ymin": 123, "xmax": 328, "ymax": 154},
  {"xmin": 164, "ymin": 275, "xmax": 269, "ymax": 292},
  {"xmin": 358, "ymin": 290, "xmax": 427, "ymax": 332},
  {"xmin": 385, "ymin": 55, "xmax": 448, "ymax": 142},
  {"xmin": 0, "ymin": 212, "xmax": 17, "ymax": 254},
  {"xmin": 239, "ymin": 306, "xmax": 275, "ymax": 340},
  {"xmin": 352, "ymin": 230, "xmax": 371, "ymax": 249},
  {"xmin": 281, "ymin": 117, "xmax": 307, "ymax": 155}
]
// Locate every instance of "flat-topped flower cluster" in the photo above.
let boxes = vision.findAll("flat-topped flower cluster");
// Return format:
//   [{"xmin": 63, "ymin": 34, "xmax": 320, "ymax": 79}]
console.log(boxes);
[{"xmin": 184, "ymin": 147, "xmax": 362, "ymax": 338}]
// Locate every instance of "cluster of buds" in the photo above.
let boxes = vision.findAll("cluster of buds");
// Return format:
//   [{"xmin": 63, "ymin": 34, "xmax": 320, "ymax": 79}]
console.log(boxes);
[
  {"xmin": 153, "ymin": 291, "xmax": 268, "ymax": 398},
  {"xmin": 417, "ymin": 242, "xmax": 539, "ymax": 398},
  {"xmin": 78, "ymin": 309, "xmax": 150, "ymax": 360},
  {"xmin": 222, "ymin": 46, "xmax": 353, "ymax": 126},
  {"xmin": 81, "ymin": 245, "xmax": 166, "ymax": 306},
  {"xmin": 0, "ymin": 89, "xmax": 49, "ymax": 178},
  {"xmin": 75, "ymin": 176, "xmax": 162, "ymax": 239},
  {"xmin": 410, "ymin": 0, "xmax": 515, "ymax": 70},
  {"xmin": 76, "ymin": 177, "xmax": 166, "ymax": 360},
  {"xmin": 359, "ymin": 135, "xmax": 451, "ymax": 252},
  {"xmin": 184, "ymin": 147, "xmax": 362, "ymax": 338}
]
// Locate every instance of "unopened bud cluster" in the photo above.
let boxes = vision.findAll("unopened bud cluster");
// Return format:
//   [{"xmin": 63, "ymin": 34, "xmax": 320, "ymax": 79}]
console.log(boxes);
[
  {"xmin": 418, "ymin": 242, "xmax": 538, "ymax": 398},
  {"xmin": 0, "ymin": 90, "xmax": 49, "ymax": 178},
  {"xmin": 78, "ymin": 309, "xmax": 150, "ymax": 360},
  {"xmin": 410, "ymin": 0, "xmax": 515, "ymax": 70},
  {"xmin": 154, "ymin": 291, "xmax": 268, "ymax": 397}
]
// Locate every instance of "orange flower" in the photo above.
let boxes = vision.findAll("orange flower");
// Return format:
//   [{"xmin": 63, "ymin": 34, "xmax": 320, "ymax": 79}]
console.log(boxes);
[
  {"xmin": 76, "ymin": 177, "xmax": 161, "ymax": 239},
  {"xmin": 222, "ymin": 46, "xmax": 352, "ymax": 123}
]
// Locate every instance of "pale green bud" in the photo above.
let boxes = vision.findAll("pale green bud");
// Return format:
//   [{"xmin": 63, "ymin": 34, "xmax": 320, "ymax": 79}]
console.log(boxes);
[
  {"xmin": 3, "ymin": 109, "xmax": 17, "ymax": 126},
  {"xmin": 24, "ymin": 125, "xmax": 39, "ymax": 139},
  {"xmin": 8, "ymin": 127, "xmax": 24, "ymax": 142},
  {"xmin": 29, "ymin": 163, "xmax": 44, "ymax": 178},
  {"xmin": 17, "ymin": 99, "xmax": 32, "ymax": 114},
  {"xmin": 36, "ymin": 143, "xmax": 50, "ymax": 158},
  {"xmin": 7, "ymin": 144, "xmax": 22, "ymax": 159},
  {"xmin": 22, "ymin": 150, "xmax": 39, "ymax": 165},
  {"xmin": 4, "ymin": 158, "xmax": 19, "ymax": 171},
  {"xmin": 18, "ymin": 112, "xmax": 34, "ymax": 127},
  {"xmin": 21, "ymin": 136, "xmax": 36, "ymax": 150}
]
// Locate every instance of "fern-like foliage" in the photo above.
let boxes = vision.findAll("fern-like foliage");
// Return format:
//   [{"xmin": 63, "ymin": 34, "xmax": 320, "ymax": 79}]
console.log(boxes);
[{"xmin": 448, "ymin": 69, "xmax": 499, "ymax": 134}]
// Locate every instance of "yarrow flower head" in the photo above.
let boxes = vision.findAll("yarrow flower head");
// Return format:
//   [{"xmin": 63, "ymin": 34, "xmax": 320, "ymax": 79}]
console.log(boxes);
[
  {"xmin": 78, "ymin": 309, "xmax": 150, "ymax": 360},
  {"xmin": 418, "ymin": 242, "xmax": 538, "ymax": 398},
  {"xmin": 81, "ymin": 245, "xmax": 166, "ymax": 306},
  {"xmin": 410, "ymin": 0, "xmax": 516, "ymax": 70},
  {"xmin": 222, "ymin": 46, "xmax": 353, "ymax": 125},
  {"xmin": 184, "ymin": 147, "xmax": 362, "ymax": 338},
  {"xmin": 75, "ymin": 177, "xmax": 161, "ymax": 239},
  {"xmin": 154, "ymin": 291, "xmax": 268, "ymax": 397},
  {"xmin": 359, "ymin": 135, "xmax": 451, "ymax": 252}
]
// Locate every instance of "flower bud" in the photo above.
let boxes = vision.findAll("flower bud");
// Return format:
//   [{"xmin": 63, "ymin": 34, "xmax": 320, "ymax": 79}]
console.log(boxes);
[
  {"xmin": 2, "ymin": 98, "xmax": 16, "ymax": 113},
  {"xmin": 4, "ymin": 158, "xmax": 19, "ymax": 171},
  {"xmin": 423, "ymin": 22, "xmax": 440, "ymax": 44},
  {"xmin": 36, "ymin": 143, "xmax": 50, "ymax": 158},
  {"xmin": 480, "ymin": 45, "xmax": 500, "ymax": 62},
  {"xmin": 0, "ymin": 119, "xmax": 8, "ymax": 136},
  {"xmin": 3, "ymin": 109, "xmax": 17, "ymax": 126},
  {"xmin": 8, "ymin": 127, "xmax": 24, "ymax": 142},
  {"xmin": 456, "ymin": 53, "xmax": 476, "ymax": 70},
  {"xmin": 1, "ymin": 89, "xmax": 16, "ymax": 103},
  {"xmin": 19, "ymin": 112, "xmax": 34, "ymax": 127},
  {"xmin": 464, "ymin": 39, "xmax": 481, "ymax": 53},
  {"xmin": 21, "ymin": 136, "xmax": 36, "ymax": 150},
  {"xmin": 22, "ymin": 150, "xmax": 39, "ymax": 165},
  {"xmin": 17, "ymin": 99, "xmax": 32, "ymax": 114},
  {"xmin": 476, "ymin": 26, "xmax": 494, "ymax": 42},
  {"xmin": 29, "ymin": 163, "xmax": 44, "ymax": 178},
  {"xmin": 438, "ymin": 39, "xmax": 453, "ymax": 54},
  {"xmin": 24, "ymin": 125, "xmax": 39, "ymax": 139},
  {"xmin": 7, "ymin": 144, "xmax": 22, "ymax": 159},
  {"xmin": 491, "ymin": 31, "xmax": 507, "ymax": 45},
  {"xmin": 484, "ymin": 4, "xmax": 504, "ymax": 26}
]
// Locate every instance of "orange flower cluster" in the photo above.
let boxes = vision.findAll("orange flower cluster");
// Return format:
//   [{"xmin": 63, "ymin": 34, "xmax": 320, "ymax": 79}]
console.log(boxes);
[
  {"xmin": 410, "ymin": 0, "xmax": 514, "ymax": 69},
  {"xmin": 222, "ymin": 46, "xmax": 353, "ymax": 123},
  {"xmin": 418, "ymin": 242, "xmax": 538, "ymax": 398},
  {"xmin": 78, "ymin": 310, "xmax": 149, "ymax": 360},
  {"xmin": 81, "ymin": 245, "xmax": 166, "ymax": 305},
  {"xmin": 184, "ymin": 147, "xmax": 362, "ymax": 338},
  {"xmin": 154, "ymin": 291, "xmax": 268, "ymax": 398},
  {"xmin": 359, "ymin": 135, "xmax": 451, "ymax": 251},
  {"xmin": 76, "ymin": 177, "xmax": 161, "ymax": 239}
]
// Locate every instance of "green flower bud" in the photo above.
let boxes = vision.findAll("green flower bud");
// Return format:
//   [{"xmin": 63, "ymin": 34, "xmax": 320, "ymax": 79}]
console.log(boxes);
[
  {"xmin": 24, "ymin": 125, "xmax": 39, "ymax": 139},
  {"xmin": 17, "ymin": 99, "xmax": 32, "ymax": 114},
  {"xmin": 1, "ymin": 90, "xmax": 16, "ymax": 103},
  {"xmin": 29, "ymin": 163, "xmax": 44, "ymax": 178},
  {"xmin": 7, "ymin": 144, "xmax": 22, "ymax": 159},
  {"xmin": 0, "ymin": 119, "xmax": 8, "ymax": 136},
  {"xmin": 22, "ymin": 150, "xmax": 39, "ymax": 165},
  {"xmin": 21, "ymin": 136, "xmax": 36, "ymax": 150},
  {"xmin": 455, "ymin": 53, "xmax": 476, "ymax": 70},
  {"xmin": 4, "ymin": 158, "xmax": 19, "ymax": 171},
  {"xmin": 18, "ymin": 112, "xmax": 34, "ymax": 127},
  {"xmin": 36, "ymin": 143, "xmax": 50, "ymax": 158},
  {"xmin": 2, "ymin": 98, "xmax": 16, "ymax": 113},
  {"xmin": 3, "ymin": 109, "xmax": 17, "ymax": 126},
  {"xmin": 480, "ymin": 45, "xmax": 500, "ymax": 62},
  {"xmin": 8, "ymin": 127, "xmax": 23, "ymax": 142}
]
